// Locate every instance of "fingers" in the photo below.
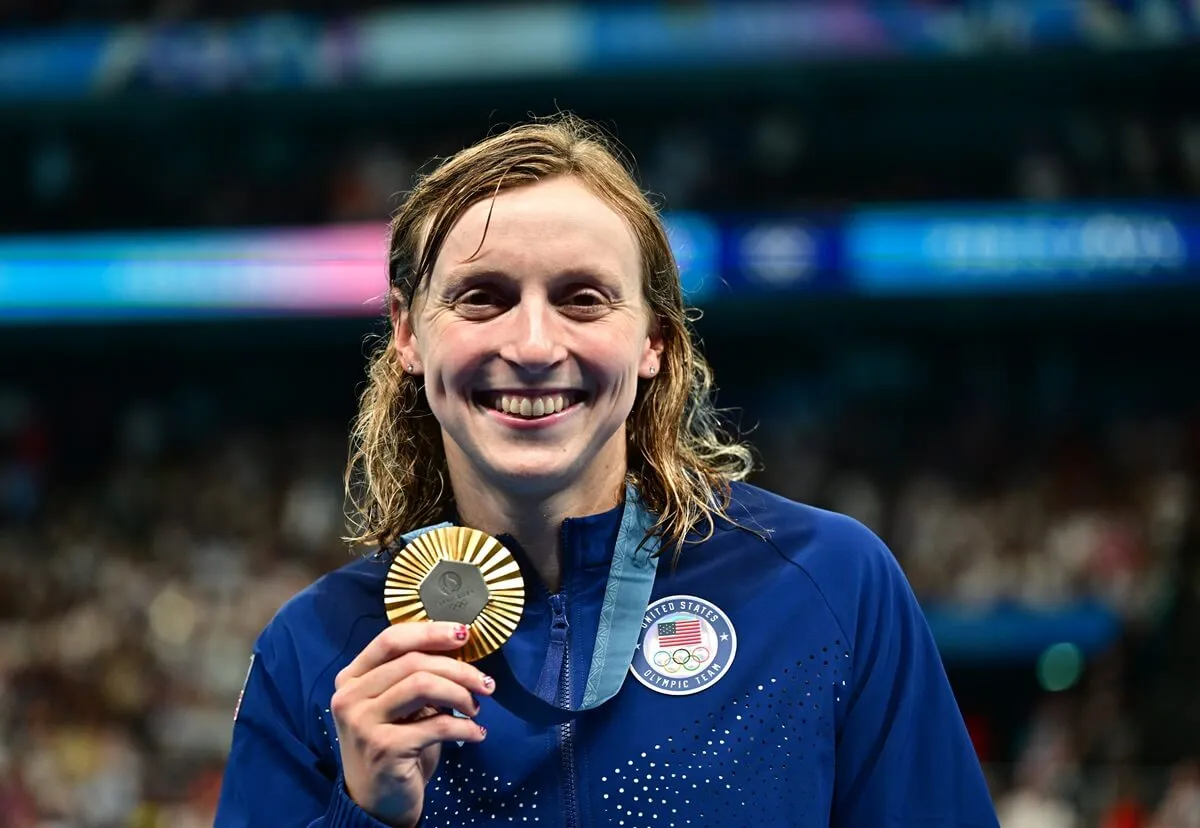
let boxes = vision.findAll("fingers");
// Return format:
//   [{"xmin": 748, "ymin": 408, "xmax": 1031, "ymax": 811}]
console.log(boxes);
[
  {"xmin": 399, "ymin": 712, "xmax": 488, "ymax": 750},
  {"xmin": 337, "ymin": 622, "xmax": 471, "ymax": 687},
  {"xmin": 345, "ymin": 650, "xmax": 494, "ymax": 703},
  {"xmin": 376, "ymin": 671, "xmax": 481, "ymax": 723}
]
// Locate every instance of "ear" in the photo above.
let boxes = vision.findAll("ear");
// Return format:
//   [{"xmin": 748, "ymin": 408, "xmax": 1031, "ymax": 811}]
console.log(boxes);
[
  {"xmin": 391, "ymin": 298, "xmax": 423, "ymax": 375},
  {"xmin": 638, "ymin": 314, "xmax": 666, "ymax": 379}
]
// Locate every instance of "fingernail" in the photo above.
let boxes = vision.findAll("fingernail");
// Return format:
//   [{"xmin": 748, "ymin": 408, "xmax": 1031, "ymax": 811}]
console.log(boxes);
[
  {"xmin": 479, "ymin": 725, "xmax": 487, "ymax": 738},
  {"xmin": 481, "ymin": 675, "xmax": 494, "ymax": 690},
  {"xmin": 454, "ymin": 625, "xmax": 469, "ymax": 641}
]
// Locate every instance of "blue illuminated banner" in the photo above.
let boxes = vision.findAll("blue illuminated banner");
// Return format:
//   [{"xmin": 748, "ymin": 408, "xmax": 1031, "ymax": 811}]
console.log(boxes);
[
  {"xmin": 723, "ymin": 217, "xmax": 843, "ymax": 294},
  {"xmin": 1, "ymin": 202, "xmax": 1198, "ymax": 322},
  {"xmin": 847, "ymin": 205, "xmax": 1200, "ymax": 294},
  {"xmin": 664, "ymin": 213, "xmax": 722, "ymax": 300},
  {"xmin": 925, "ymin": 601, "xmax": 1121, "ymax": 663}
]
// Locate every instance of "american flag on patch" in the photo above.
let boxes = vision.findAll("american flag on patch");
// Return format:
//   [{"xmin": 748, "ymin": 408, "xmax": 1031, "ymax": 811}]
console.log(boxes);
[{"xmin": 657, "ymin": 618, "xmax": 703, "ymax": 647}]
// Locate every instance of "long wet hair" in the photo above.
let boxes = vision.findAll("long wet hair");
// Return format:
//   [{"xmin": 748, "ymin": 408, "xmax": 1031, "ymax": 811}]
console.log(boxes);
[{"xmin": 344, "ymin": 114, "xmax": 754, "ymax": 562}]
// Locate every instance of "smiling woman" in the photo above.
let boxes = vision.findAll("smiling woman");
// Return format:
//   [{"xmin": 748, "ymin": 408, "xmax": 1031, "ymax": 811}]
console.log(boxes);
[
  {"xmin": 396, "ymin": 176, "xmax": 663, "ymax": 545},
  {"xmin": 348, "ymin": 115, "xmax": 754, "ymax": 573},
  {"xmin": 215, "ymin": 114, "xmax": 999, "ymax": 828}
]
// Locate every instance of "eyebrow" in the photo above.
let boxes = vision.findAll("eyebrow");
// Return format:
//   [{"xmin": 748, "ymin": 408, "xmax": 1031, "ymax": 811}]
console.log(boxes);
[{"xmin": 439, "ymin": 266, "xmax": 627, "ymax": 291}]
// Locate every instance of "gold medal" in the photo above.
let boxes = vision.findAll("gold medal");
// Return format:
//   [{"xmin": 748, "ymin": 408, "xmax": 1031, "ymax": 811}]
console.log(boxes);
[{"xmin": 384, "ymin": 526, "xmax": 525, "ymax": 662}]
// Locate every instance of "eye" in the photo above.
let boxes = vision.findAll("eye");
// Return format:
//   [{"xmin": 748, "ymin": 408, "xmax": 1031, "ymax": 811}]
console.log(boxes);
[
  {"xmin": 561, "ymin": 289, "xmax": 609, "ymax": 315},
  {"xmin": 454, "ymin": 288, "xmax": 506, "ymax": 317}
]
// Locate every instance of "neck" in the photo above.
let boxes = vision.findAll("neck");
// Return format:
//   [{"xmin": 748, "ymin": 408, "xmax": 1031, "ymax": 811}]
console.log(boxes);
[{"xmin": 448, "ymin": 466, "xmax": 626, "ymax": 594}]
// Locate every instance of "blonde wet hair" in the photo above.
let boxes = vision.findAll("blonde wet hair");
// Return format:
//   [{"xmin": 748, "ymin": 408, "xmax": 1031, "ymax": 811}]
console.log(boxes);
[{"xmin": 345, "ymin": 114, "xmax": 754, "ymax": 561}]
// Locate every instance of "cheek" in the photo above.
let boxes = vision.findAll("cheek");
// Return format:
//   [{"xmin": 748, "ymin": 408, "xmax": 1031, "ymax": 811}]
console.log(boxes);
[
  {"xmin": 423, "ymin": 326, "xmax": 488, "ymax": 378},
  {"xmin": 580, "ymin": 331, "xmax": 646, "ymax": 387}
]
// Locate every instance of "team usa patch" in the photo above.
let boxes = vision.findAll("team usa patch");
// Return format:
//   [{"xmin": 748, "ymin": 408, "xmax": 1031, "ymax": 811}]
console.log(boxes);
[{"xmin": 630, "ymin": 594, "xmax": 737, "ymax": 696}]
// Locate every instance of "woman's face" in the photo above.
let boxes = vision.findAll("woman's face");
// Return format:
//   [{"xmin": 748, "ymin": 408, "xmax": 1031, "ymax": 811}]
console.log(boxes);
[{"xmin": 396, "ymin": 175, "xmax": 663, "ymax": 500}]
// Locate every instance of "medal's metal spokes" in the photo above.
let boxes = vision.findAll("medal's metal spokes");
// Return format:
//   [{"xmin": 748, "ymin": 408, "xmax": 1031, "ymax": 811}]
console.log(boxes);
[{"xmin": 384, "ymin": 526, "xmax": 526, "ymax": 663}]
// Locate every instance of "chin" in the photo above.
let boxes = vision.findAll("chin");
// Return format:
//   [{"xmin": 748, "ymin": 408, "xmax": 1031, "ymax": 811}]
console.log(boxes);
[{"xmin": 489, "ymin": 458, "xmax": 578, "ymax": 490}]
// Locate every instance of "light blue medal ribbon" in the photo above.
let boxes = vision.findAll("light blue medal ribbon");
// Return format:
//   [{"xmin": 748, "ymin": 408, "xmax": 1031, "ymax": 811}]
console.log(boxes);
[
  {"xmin": 396, "ymin": 486, "xmax": 661, "ymax": 725},
  {"xmin": 579, "ymin": 489, "xmax": 659, "ymax": 707}
]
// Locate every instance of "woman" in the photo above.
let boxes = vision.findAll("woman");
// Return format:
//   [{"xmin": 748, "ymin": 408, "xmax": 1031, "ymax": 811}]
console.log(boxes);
[{"xmin": 215, "ymin": 116, "xmax": 998, "ymax": 827}]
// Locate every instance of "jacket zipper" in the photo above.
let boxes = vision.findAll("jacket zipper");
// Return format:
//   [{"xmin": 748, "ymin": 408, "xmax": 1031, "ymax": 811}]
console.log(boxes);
[
  {"xmin": 550, "ymin": 591, "xmax": 580, "ymax": 828},
  {"xmin": 553, "ymin": 514, "xmax": 581, "ymax": 828}
]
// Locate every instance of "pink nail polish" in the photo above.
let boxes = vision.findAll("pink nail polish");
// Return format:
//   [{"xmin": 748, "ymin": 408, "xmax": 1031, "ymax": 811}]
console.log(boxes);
[
  {"xmin": 481, "ymin": 675, "xmax": 494, "ymax": 690},
  {"xmin": 479, "ymin": 725, "xmax": 487, "ymax": 738},
  {"xmin": 454, "ymin": 625, "xmax": 469, "ymax": 641}
]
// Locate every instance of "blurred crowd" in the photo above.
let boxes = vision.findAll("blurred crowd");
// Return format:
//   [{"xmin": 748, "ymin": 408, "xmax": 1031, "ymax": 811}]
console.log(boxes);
[
  {"xmin": 322, "ymin": 112, "xmax": 1200, "ymax": 219},
  {"xmin": 0, "ymin": 330, "xmax": 1198, "ymax": 825},
  {"xmin": 757, "ymin": 407, "xmax": 1193, "ymax": 620},
  {"xmin": 16, "ymin": 108, "xmax": 1200, "ymax": 236},
  {"xmin": 0, "ymin": 396, "xmax": 347, "ymax": 826},
  {"xmin": 990, "ymin": 698, "xmax": 1200, "ymax": 828}
]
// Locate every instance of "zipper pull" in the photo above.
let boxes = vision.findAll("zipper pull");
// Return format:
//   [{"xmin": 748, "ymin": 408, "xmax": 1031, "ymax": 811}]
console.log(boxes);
[
  {"xmin": 535, "ymin": 592, "xmax": 569, "ymax": 704},
  {"xmin": 549, "ymin": 593, "xmax": 570, "ymax": 638}
]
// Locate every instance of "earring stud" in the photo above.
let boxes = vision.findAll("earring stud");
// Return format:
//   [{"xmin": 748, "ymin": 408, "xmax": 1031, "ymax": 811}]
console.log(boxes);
[{"xmin": 406, "ymin": 363, "xmax": 414, "ymax": 372}]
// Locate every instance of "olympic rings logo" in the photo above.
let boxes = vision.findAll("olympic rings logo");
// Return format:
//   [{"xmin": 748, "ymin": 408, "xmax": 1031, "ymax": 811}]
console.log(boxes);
[{"xmin": 651, "ymin": 646, "xmax": 711, "ymax": 673}]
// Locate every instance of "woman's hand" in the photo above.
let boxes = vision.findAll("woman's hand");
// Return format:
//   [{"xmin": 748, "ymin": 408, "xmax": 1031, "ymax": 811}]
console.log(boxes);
[{"xmin": 331, "ymin": 622, "xmax": 494, "ymax": 828}]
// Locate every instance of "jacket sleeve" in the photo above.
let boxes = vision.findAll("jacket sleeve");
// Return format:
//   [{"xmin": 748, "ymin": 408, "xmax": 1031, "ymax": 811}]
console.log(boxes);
[
  {"xmin": 214, "ymin": 626, "xmax": 395, "ymax": 828},
  {"xmin": 831, "ymin": 533, "xmax": 1000, "ymax": 828}
]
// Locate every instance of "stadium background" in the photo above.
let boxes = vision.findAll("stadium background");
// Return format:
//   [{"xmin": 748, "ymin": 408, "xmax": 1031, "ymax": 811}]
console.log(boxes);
[{"xmin": 1, "ymin": 1, "xmax": 1199, "ymax": 825}]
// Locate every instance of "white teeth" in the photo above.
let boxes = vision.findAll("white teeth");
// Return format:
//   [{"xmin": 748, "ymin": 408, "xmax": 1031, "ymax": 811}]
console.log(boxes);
[{"xmin": 490, "ymin": 393, "xmax": 576, "ymax": 417}]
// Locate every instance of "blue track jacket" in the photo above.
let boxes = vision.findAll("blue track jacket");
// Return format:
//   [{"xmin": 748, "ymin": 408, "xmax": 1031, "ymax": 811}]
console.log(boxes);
[{"xmin": 216, "ymin": 482, "xmax": 999, "ymax": 827}]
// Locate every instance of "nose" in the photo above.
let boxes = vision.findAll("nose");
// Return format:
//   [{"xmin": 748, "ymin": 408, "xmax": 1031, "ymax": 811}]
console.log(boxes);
[{"xmin": 498, "ymin": 298, "xmax": 568, "ymax": 372}]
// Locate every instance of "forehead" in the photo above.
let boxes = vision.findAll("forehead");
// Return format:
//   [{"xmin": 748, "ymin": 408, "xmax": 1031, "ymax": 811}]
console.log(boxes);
[{"xmin": 431, "ymin": 176, "xmax": 640, "ymax": 282}]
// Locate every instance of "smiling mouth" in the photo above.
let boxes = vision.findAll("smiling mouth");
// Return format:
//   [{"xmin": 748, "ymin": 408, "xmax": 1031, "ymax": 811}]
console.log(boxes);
[{"xmin": 474, "ymin": 391, "xmax": 586, "ymax": 419}]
